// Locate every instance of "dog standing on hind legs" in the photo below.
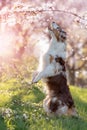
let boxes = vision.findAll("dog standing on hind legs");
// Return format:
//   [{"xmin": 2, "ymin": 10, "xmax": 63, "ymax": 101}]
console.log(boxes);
[
  {"xmin": 32, "ymin": 22, "xmax": 66, "ymax": 83},
  {"xmin": 32, "ymin": 22, "xmax": 78, "ymax": 117}
]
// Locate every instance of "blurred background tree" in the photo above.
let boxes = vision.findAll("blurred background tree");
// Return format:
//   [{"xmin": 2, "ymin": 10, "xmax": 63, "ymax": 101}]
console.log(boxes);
[{"xmin": 0, "ymin": 0, "xmax": 87, "ymax": 87}]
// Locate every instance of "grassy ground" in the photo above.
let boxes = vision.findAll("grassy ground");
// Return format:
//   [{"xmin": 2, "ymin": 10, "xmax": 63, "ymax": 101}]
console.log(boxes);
[{"xmin": 0, "ymin": 79, "xmax": 87, "ymax": 130}]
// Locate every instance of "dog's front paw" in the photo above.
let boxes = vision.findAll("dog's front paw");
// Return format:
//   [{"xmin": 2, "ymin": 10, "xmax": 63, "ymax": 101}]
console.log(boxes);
[
  {"xmin": 32, "ymin": 74, "xmax": 41, "ymax": 83},
  {"xmin": 31, "ymin": 72, "xmax": 39, "ymax": 84},
  {"xmin": 32, "ymin": 78, "xmax": 38, "ymax": 84}
]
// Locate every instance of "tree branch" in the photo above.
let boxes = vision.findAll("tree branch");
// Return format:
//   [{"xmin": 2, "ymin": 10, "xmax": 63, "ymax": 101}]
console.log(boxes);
[{"xmin": 0, "ymin": 8, "xmax": 87, "ymax": 22}]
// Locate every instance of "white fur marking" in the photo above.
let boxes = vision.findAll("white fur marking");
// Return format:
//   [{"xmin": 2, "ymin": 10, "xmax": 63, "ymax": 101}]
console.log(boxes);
[
  {"xmin": 52, "ymin": 22, "xmax": 59, "ymax": 29},
  {"xmin": 56, "ymin": 105, "xmax": 68, "ymax": 115},
  {"xmin": 52, "ymin": 97, "xmax": 57, "ymax": 103}
]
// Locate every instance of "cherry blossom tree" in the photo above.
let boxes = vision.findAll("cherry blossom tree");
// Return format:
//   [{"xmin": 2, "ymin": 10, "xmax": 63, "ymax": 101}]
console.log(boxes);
[{"xmin": 0, "ymin": 0, "xmax": 87, "ymax": 86}]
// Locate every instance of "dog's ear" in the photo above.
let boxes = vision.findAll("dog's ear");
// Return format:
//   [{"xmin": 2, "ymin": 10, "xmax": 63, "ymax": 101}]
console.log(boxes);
[{"xmin": 60, "ymin": 30, "xmax": 67, "ymax": 41}]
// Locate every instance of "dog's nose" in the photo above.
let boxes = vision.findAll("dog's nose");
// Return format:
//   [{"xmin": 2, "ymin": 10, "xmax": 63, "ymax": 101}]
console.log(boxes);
[
  {"xmin": 52, "ymin": 22, "xmax": 58, "ymax": 29},
  {"xmin": 52, "ymin": 21, "xmax": 55, "ymax": 24}
]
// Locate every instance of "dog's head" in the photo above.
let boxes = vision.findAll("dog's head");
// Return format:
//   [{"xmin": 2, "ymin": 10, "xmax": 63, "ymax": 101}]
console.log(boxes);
[{"xmin": 48, "ymin": 22, "xmax": 67, "ymax": 42}]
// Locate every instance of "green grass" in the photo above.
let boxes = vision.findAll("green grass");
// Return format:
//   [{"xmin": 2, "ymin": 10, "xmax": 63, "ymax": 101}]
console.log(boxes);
[{"xmin": 0, "ymin": 79, "xmax": 87, "ymax": 130}]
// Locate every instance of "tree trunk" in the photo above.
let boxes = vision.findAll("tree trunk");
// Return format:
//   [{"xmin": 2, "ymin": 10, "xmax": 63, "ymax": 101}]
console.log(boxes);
[
  {"xmin": 68, "ymin": 69, "xmax": 75, "ymax": 85},
  {"xmin": 67, "ymin": 54, "xmax": 76, "ymax": 86}
]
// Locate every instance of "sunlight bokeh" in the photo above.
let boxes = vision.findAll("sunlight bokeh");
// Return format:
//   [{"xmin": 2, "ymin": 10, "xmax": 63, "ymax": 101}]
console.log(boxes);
[{"xmin": 0, "ymin": 32, "xmax": 14, "ymax": 58}]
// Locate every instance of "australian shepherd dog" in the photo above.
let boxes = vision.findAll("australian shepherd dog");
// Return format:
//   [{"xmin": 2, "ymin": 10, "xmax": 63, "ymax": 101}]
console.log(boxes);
[{"xmin": 32, "ymin": 22, "xmax": 77, "ymax": 117}]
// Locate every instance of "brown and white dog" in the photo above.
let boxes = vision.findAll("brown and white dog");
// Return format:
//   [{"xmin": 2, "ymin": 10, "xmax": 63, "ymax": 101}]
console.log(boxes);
[{"xmin": 32, "ymin": 22, "xmax": 77, "ymax": 117}]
